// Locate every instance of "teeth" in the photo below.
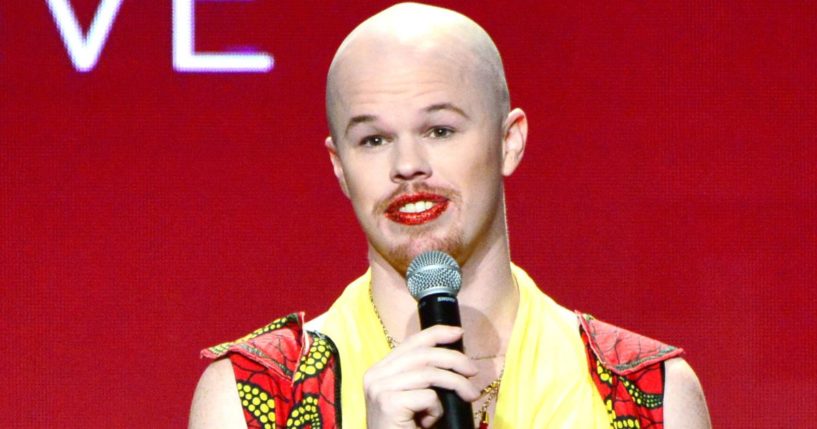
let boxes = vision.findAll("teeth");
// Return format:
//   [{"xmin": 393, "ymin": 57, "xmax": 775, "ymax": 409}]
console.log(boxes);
[{"xmin": 399, "ymin": 200, "xmax": 435, "ymax": 213}]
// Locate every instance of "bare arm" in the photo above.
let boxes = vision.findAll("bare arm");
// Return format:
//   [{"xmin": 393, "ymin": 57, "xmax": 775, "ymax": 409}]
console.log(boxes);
[
  {"xmin": 188, "ymin": 359, "xmax": 247, "ymax": 429},
  {"xmin": 663, "ymin": 358, "xmax": 711, "ymax": 429}
]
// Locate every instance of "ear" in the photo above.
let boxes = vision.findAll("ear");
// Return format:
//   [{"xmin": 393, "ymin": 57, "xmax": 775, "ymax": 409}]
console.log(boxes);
[
  {"xmin": 325, "ymin": 136, "xmax": 350, "ymax": 198},
  {"xmin": 501, "ymin": 108, "xmax": 527, "ymax": 176}
]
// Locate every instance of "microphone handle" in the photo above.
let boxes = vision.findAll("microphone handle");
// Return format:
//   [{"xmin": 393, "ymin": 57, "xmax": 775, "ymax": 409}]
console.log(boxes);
[{"xmin": 417, "ymin": 293, "xmax": 475, "ymax": 429}]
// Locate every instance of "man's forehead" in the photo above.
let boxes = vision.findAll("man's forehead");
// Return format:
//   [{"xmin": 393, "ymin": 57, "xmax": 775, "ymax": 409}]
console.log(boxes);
[
  {"xmin": 332, "ymin": 42, "xmax": 475, "ymax": 102},
  {"xmin": 336, "ymin": 66, "xmax": 482, "ymax": 127},
  {"xmin": 333, "ymin": 48, "xmax": 474, "ymax": 98}
]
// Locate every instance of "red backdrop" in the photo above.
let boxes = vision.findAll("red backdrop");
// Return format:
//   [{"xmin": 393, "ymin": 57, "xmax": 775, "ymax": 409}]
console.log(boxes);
[{"xmin": 2, "ymin": 1, "xmax": 815, "ymax": 427}]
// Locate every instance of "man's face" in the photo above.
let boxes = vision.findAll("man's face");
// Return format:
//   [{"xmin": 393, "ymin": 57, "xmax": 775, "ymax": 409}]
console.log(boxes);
[{"xmin": 327, "ymin": 46, "xmax": 518, "ymax": 274}]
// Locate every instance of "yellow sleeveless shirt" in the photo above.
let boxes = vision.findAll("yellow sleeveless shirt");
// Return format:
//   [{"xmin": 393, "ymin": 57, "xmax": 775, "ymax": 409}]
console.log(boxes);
[{"xmin": 318, "ymin": 264, "xmax": 609, "ymax": 428}]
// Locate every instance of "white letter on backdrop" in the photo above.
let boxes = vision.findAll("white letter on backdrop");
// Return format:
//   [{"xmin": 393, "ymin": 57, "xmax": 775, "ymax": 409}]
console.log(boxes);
[
  {"xmin": 46, "ymin": 0, "xmax": 124, "ymax": 72},
  {"xmin": 172, "ymin": 0, "xmax": 274, "ymax": 73}
]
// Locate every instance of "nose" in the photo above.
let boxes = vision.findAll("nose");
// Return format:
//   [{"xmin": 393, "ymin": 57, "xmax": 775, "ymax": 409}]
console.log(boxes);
[{"xmin": 390, "ymin": 137, "xmax": 431, "ymax": 183}]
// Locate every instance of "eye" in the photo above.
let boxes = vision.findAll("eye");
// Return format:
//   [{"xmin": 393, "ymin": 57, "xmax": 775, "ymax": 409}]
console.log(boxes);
[
  {"xmin": 427, "ymin": 127, "xmax": 454, "ymax": 139},
  {"xmin": 360, "ymin": 135, "xmax": 386, "ymax": 147}
]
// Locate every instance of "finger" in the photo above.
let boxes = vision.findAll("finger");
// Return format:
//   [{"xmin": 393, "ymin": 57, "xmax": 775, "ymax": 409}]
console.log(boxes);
[
  {"xmin": 397, "ymin": 325, "xmax": 464, "ymax": 351},
  {"xmin": 378, "ymin": 367, "xmax": 480, "ymax": 401},
  {"xmin": 416, "ymin": 347, "xmax": 479, "ymax": 377},
  {"xmin": 367, "ymin": 388, "xmax": 441, "ymax": 428},
  {"xmin": 371, "ymin": 347, "xmax": 478, "ymax": 380},
  {"xmin": 406, "ymin": 389, "xmax": 442, "ymax": 415},
  {"xmin": 416, "ymin": 393, "xmax": 444, "ymax": 428}
]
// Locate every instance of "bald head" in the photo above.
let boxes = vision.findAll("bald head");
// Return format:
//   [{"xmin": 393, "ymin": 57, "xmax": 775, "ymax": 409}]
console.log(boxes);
[{"xmin": 326, "ymin": 3, "xmax": 510, "ymax": 140}]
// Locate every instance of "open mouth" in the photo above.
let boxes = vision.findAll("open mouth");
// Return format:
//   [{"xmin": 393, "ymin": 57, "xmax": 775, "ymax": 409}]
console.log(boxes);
[{"xmin": 385, "ymin": 192, "xmax": 449, "ymax": 225}]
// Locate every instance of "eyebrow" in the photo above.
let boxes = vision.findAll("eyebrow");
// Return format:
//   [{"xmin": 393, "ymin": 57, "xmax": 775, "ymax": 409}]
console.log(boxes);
[
  {"xmin": 344, "ymin": 114, "xmax": 377, "ymax": 137},
  {"xmin": 343, "ymin": 103, "xmax": 470, "ymax": 137},
  {"xmin": 424, "ymin": 102, "xmax": 470, "ymax": 119}
]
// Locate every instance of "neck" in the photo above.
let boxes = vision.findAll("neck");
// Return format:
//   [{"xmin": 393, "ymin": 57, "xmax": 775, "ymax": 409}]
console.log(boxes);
[{"xmin": 368, "ymin": 231, "xmax": 518, "ymax": 356}]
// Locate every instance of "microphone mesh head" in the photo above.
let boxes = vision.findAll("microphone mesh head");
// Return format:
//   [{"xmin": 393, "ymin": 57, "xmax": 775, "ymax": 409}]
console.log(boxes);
[{"xmin": 406, "ymin": 251, "xmax": 462, "ymax": 300}]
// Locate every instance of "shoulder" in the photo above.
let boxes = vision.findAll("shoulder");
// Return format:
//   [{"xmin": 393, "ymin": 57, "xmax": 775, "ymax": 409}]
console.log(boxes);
[
  {"xmin": 577, "ymin": 313, "xmax": 711, "ymax": 427},
  {"xmin": 190, "ymin": 313, "xmax": 307, "ymax": 429},
  {"xmin": 577, "ymin": 312, "xmax": 683, "ymax": 374},
  {"xmin": 189, "ymin": 359, "xmax": 245, "ymax": 429},
  {"xmin": 663, "ymin": 358, "xmax": 712, "ymax": 428}
]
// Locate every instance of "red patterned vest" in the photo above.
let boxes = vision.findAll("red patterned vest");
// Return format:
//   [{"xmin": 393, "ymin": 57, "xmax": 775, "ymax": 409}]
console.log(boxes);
[{"xmin": 202, "ymin": 312, "xmax": 683, "ymax": 429}]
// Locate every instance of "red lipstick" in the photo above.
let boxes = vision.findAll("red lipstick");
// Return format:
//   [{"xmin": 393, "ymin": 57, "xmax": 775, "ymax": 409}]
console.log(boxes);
[{"xmin": 385, "ymin": 192, "xmax": 449, "ymax": 225}]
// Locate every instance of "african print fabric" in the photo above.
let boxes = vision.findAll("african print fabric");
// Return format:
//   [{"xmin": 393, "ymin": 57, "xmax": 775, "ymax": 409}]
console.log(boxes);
[
  {"xmin": 579, "ymin": 313, "xmax": 684, "ymax": 428},
  {"xmin": 202, "ymin": 313, "xmax": 341, "ymax": 428}
]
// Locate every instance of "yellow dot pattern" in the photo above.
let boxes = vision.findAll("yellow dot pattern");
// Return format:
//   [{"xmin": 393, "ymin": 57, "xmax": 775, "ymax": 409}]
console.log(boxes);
[
  {"xmin": 605, "ymin": 398, "xmax": 616, "ymax": 423},
  {"xmin": 236, "ymin": 381, "xmax": 276, "ymax": 429},
  {"xmin": 293, "ymin": 335, "xmax": 333, "ymax": 383},
  {"xmin": 612, "ymin": 417, "xmax": 641, "ymax": 428},
  {"xmin": 605, "ymin": 399, "xmax": 641, "ymax": 428},
  {"xmin": 620, "ymin": 377, "xmax": 662, "ymax": 409},
  {"xmin": 597, "ymin": 360, "xmax": 662, "ymax": 408},
  {"xmin": 209, "ymin": 314, "xmax": 295, "ymax": 355},
  {"xmin": 285, "ymin": 394, "xmax": 321, "ymax": 428},
  {"xmin": 597, "ymin": 361, "xmax": 614, "ymax": 386}
]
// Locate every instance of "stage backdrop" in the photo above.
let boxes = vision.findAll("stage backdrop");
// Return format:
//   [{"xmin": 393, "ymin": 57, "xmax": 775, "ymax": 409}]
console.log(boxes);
[{"xmin": 2, "ymin": 1, "xmax": 815, "ymax": 427}]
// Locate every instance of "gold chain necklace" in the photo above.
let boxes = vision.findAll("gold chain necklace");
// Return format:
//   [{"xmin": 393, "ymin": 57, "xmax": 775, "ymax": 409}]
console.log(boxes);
[
  {"xmin": 474, "ymin": 369, "xmax": 502, "ymax": 426},
  {"xmin": 367, "ymin": 282, "xmax": 505, "ymax": 426}
]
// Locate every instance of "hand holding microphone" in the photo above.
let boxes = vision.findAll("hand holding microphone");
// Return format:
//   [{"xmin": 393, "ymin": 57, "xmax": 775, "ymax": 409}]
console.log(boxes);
[
  {"xmin": 363, "ymin": 251, "xmax": 477, "ymax": 429},
  {"xmin": 406, "ymin": 251, "xmax": 476, "ymax": 429}
]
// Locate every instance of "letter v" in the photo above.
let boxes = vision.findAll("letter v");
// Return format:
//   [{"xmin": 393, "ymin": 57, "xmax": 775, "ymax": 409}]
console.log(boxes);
[{"xmin": 46, "ymin": 0, "xmax": 124, "ymax": 72}]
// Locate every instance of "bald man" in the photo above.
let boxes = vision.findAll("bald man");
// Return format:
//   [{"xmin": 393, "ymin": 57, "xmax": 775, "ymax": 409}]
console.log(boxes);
[{"xmin": 189, "ymin": 4, "xmax": 711, "ymax": 429}]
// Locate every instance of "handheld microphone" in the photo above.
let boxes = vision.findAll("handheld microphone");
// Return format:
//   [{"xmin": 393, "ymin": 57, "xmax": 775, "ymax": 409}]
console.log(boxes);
[{"xmin": 406, "ymin": 251, "xmax": 475, "ymax": 429}]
